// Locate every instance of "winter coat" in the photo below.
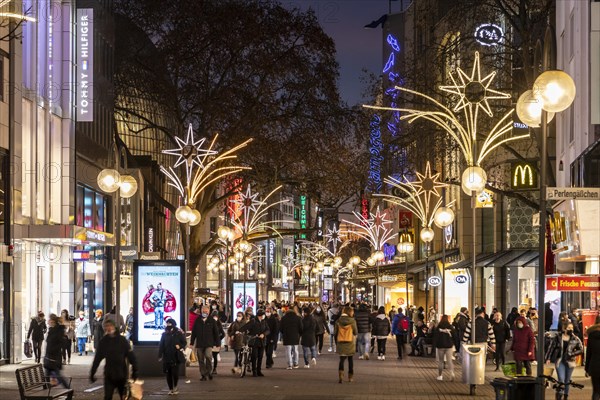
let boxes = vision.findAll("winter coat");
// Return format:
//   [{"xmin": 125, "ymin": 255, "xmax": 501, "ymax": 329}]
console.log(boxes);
[
  {"xmin": 189, "ymin": 311, "xmax": 199, "ymax": 332},
  {"xmin": 44, "ymin": 325, "xmax": 64, "ymax": 371},
  {"xmin": 545, "ymin": 331, "xmax": 583, "ymax": 369},
  {"xmin": 453, "ymin": 313, "xmax": 469, "ymax": 336},
  {"xmin": 462, "ymin": 316, "xmax": 495, "ymax": 345},
  {"xmin": 227, "ymin": 318, "xmax": 248, "ymax": 350},
  {"xmin": 584, "ymin": 323, "xmax": 600, "ymax": 378},
  {"xmin": 312, "ymin": 311, "xmax": 327, "ymax": 335},
  {"xmin": 158, "ymin": 328, "xmax": 187, "ymax": 369},
  {"xmin": 104, "ymin": 312, "xmax": 125, "ymax": 333},
  {"xmin": 214, "ymin": 319, "xmax": 225, "ymax": 348},
  {"xmin": 75, "ymin": 317, "xmax": 90, "ymax": 338},
  {"xmin": 93, "ymin": 317, "xmax": 104, "ymax": 350},
  {"xmin": 27, "ymin": 317, "xmax": 47, "ymax": 342},
  {"xmin": 491, "ymin": 319, "xmax": 511, "ymax": 344},
  {"xmin": 91, "ymin": 333, "xmax": 138, "ymax": 381},
  {"xmin": 354, "ymin": 307, "xmax": 372, "ymax": 334},
  {"xmin": 372, "ymin": 314, "xmax": 391, "ymax": 338},
  {"xmin": 301, "ymin": 314, "xmax": 317, "ymax": 347},
  {"xmin": 506, "ymin": 310, "xmax": 519, "ymax": 329},
  {"xmin": 433, "ymin": 322, "xmax": 455, "ymax": 349},
  {"xmin": 239, "ymin": 317, "xmax": 270, "ymax": 348},
  {"xmin": 391, "ymin": 313, "xmax": 408, "ymax": 336},
  {"xmin": 280, "ymin": 310, "xmax": 303, "ymax": 345},
  {"xmin": 190, "ymin": 316, "xmax": 221, "ymax": 348},
  {"xmin": 334, "ymin": 315, "xmax": 357, "ymax": 356},
  {"xmin": 266, "ymin": 314, "xmax": 280, "ymax": 343},
  {"xmin": 510, "ymin": 316, "xmax": 536, "ymax": 361}
]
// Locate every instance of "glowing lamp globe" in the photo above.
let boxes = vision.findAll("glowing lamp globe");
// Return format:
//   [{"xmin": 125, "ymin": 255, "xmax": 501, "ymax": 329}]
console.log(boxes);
[
  {"xmin": 461, "ymin": 166, "xmax": 487, "ymax": 195},
  {"xmin": 366, "ymin": 257, "xmax": 376, "ymax": 267},
  {"xmin": 97, "ymin": 169, "xmax": 121, "ymax": 193},
  {"xmin": 239, "ymin": 239, "xmax": 251, "ymax": 253},
  {"xmin": 515, "ymin": 90, "xmax": 555, "ymax": 128},
  {"xmin": 351, "ymin": 256, "xmax": 361, "ymax": 265},
  {"xmin": 175, "ymin": 205, "xmax": 193, "ymax": 223},
  {"xmin": 188, "ymin": 209, "xmax": 201, "ymax": 226},
  {"xmin": 397, "ymin": 240, "xmax": 414, "ymax": 254},
  {"xmin": 217, "ymin": 226, "xmax": 231, "ymax": 240},
  {"xmin": 433, "ymin": 207, "xmax": 455, "ymax": 228},
  {"xmin": 374, "ymin": 250, "xmax": 385, "ymax": 261},
  {"xmin": 302, "ymin": 264, "xmax": 311, "ymax": 273},
  {"xmin": 420, "ymin": 227, "xmax": 435, "ymax": 243},
  {"xmin": 119, "ymin": 175, "xmax": 138, "ymax": 198},
  {"xmin": 534, "ymin": 70, "xmax": 576, "ymax": 113},
  {"xmin": 218, "ymin": 264, "xmax": 226, "ymax": 271},
  {"xmin": 334, "ymin": 256, "xmax": 343, "ymax": 265},
  {"xmin": 316, "ymin": 261, "xmax": 325, "ymax": 270}
]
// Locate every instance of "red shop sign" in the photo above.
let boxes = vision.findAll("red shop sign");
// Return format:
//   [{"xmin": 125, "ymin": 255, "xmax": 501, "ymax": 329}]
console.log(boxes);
[{"xmin": 546, "ymin": 275, "xmax": 600, "ymax": 292}]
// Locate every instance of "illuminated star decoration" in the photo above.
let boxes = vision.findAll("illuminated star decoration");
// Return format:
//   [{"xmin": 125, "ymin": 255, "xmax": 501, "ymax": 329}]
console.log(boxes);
[
  {"xmin": 343, "ymin": 206, "xmax": 395, "ymax": 251},
  {"xmin": 376, "ymin": 162, "xmax": 455, "ymax": 229},
  {"xmin": 0, "ymin": 0, "xmax": 36, "ymax": 21},
  {"xmin": 162, "ymin": 123, "xmax": 218, "ymax": 184},
  {"xmin": 364, "ymin": 52, "xmax": 528, "ymax": 168},
  {"xmin": 230, "ymin": 185, "xmax": 265, "ymax": 231},
  {"xmin": 324, "ymin": 225, "xmax": 342, "ymax": 253}
]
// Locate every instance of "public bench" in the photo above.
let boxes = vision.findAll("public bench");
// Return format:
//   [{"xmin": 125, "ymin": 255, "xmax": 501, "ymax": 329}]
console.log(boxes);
[{"xmin": 15, "ymin": 364, "xmax": 74, "ymax": 400}]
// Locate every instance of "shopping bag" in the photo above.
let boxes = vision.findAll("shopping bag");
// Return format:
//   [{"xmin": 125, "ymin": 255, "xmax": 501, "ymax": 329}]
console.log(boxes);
[
  {"xmin": 85, "ymin": 341, "xmax": 94, "ymax": 353},
  {"xmin": 183, "ymin": 348, "xmax": 192, "ymax": 361},
  {"xmin": 128, "ymin": 379, "xmax": 144, "ymax": 400},
  {"xmin": 501, "ymin": 361, "xmax": 525, "ymax": 377},
  {"xmin": 24, "ymin": 340, "xmax": 33, "ymax": 358}
]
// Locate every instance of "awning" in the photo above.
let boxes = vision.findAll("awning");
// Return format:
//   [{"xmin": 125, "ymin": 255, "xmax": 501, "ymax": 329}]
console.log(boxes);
[
  {"xmin": 446, "ymin": 249, "xmax": 539, "ymax": 270},
  {"xmin": 355, "ymin": 248, "xmax": 460, "ymax": 279}
]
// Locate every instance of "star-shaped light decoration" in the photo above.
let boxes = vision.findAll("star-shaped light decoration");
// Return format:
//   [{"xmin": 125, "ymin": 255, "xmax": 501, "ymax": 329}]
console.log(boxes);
[
  {"xmin": 162, "ymin": 123, "xmax": 218, "ymax": 184},
  {"xmin": 324, "ymin": 225, "xmax": 342, "ymax": 253},
  {"xmin": 230, "ymin": 185, "xmax": 265, "ymax": 230},
  {"xmin": 411, "ymin": 161, "xmax": 446, "ymax": 213},
  {"xmin": 342, "ymin": 206, "xmax": 395, "ymax": 251}
]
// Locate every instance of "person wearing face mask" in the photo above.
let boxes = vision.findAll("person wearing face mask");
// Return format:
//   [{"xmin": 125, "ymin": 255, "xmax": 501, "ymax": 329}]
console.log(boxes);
[
  {"xmin": 190, "ymin": 305, "xmax": 221, "ymax": 381},
  {"xmin": 490, "ymin": 312, "xmax": 511, "ymax": 370},
  {"xmin": 313, "ymin": 305, "xmax": 327, "ymax": 355},
  {"xmin": 510, "ymin": 316, "xmax": 535, "ymax": 376},
  {"xmin": 75, "ymin": 310, "xmax": 90, "ymax": 356},
  {"xmin": 545, "ymin": 322, "xmax": 584, "ymax": 399},
  {"xmin": 238, "ymin": 309, "xmax": 270, "ymax": 376},
  {"xmin": 158, "ymin": 319, "xmax": 187, "ymax": 395},
  {"xmin": 227, "ymin": 312, "xmax": 247, "ymax": 374},
  {"xmin": 90, "ymin": 319, "xmax": 138, "ymax": 399},
  {"xmin": 210, "ymin": 310, "xmax": 225, "ymax": 375},
  {"xmin": 264, "ymin": 306, "xmax": 280, "ymax": 369}
]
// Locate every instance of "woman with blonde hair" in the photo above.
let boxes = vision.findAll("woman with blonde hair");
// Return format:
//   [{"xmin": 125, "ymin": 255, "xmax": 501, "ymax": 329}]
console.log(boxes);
[{"xmin": 334, "ymin": 306, "xmax": 357, "ymax": 383}]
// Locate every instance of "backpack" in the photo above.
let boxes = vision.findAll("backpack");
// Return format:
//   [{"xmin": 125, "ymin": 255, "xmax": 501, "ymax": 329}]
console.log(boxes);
[
  {"xmin": 337, "ymin": 324, "xmax": 353, "ymax": 343},
  {"xmin": 397, "ymin": 316, "xmax": 409, "ymax": 333}
]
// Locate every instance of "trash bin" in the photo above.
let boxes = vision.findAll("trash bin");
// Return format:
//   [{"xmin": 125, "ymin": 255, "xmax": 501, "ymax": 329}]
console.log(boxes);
[
  {"xmin": 491, "ymin": 376, "xmax": 537, "ymax": 400},
  {"xmin": 461, "ymin": 343, "xmax": 487, "ymax": 385}
]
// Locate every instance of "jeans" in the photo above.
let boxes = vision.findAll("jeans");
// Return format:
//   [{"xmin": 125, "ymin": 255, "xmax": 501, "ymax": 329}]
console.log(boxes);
[
  {"xmin": 376, "ymin": 338, "xmax": 387, "ymax": 355},
  {"xmin": 196, "ymin": 347, "xmax": 213, "ymax": 378},
  {"xmin": 32, "ymin": 340, "xmax": 43, "ymax": 362},
  {"xmin": 436, "ymin": 348, "xmax": 454, "ymax": 376},
  {"xmin": 77, "ymin": 337, "xmax": 87, "ymax": 354},
  {"xmin": 154, "ymin": 308, "xmax": 164, "ymax": 329},
  {"xmin": 395, "ymin": 334, "xmax": 405, "ymax": 358},
  {"xmin": 356, "ymin": 332, "xmax": 371, "ymax": 355},
  {"xmin": 302, "ymin": 345, "xmax": 317, "ymax": 365},
  {"xmin": 285, "ymin": 344, "xmax": 299, "ymax": 367},
  {"xmin": 329, "ymin": 325, "xmax": 336, "ymax": 349},
  {"xmin": 338, "ymin": 356, "xmax": 353, "ymax": 373},
  {"xmin": 315, "ymin": 334, "xmax": 324, "ymax": 353},
  {"xmin": 515, "ymin": 359, "xmax": 532, "ymax": 376},
  {"xmin": 45, "ymin": 367, "xmax": 70, "ymax": 388},
  {"xmin": 556, "ymin": 360, "xmax": 574, "ymax": 395},
  {"xmin": 233, "ymin": 349, "xmax": 241, "ymax": 367}
]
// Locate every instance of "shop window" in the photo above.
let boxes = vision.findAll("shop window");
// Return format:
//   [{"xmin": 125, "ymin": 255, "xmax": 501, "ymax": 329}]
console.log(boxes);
[
  {"xmin": 83, "ymin": 187, "xmax": 94, "ymax": 228},
  {"xmin": 76, "ymin": 185, "xmax": 84, "ymax": 226},
  {"xmin": 95, "ymin": 192, "xmax": 104, "ymax": 231}
]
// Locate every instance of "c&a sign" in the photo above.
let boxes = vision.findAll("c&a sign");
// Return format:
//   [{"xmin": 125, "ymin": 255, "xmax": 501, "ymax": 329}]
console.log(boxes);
[
  {"xmin": 546, "ymin": 275, "xmax": 600, "ymax": 292},
  {"xmin": 511, "ymin": 162, "xmax": 538, "ymax": 190}
]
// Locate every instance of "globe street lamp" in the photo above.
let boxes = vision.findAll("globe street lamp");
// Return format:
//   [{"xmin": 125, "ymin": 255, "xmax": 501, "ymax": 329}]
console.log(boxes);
[{"xmin": 397, "ymin": 232, "xmax": 414, "ymax": 310}]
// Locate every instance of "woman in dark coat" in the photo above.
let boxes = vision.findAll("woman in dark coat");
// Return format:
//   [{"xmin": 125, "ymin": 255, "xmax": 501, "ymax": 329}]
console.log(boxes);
[
  {"xmin": 510, "ymin": 316, "xmax": 535, "ymax": 376},
  {"xmin": 210, "ymin": 311, "xmax": 225, "ymax": 375},
  {"xmin": 433, "ymin": 315, "xmax": 455, "ymax": 381},
  {"xmin": 372, "ymin": 306, "xmax": 391, "ymax": 360},
  {"xmin": 585, "ymin": 317, "xmax": 600, "ymax": 400},
  {"xmin": 312, "ymin": 306, "xmax": 328, "ymax": 355},
  {"xmin": 44, "ymin": 314, "xmax": 70, "ymax": 388},
  {"xmin": 27, "ymin": 311, "xmax": 47, "ymax": 363},
  {"xmin": 227, "ymin": 311, "xmax": 247, "ymax": 374},
  {"xmin": 92, "ymin": 310, "xmax": 104, "ymax": 352},
  {"xmin": 158, "ymin": 318, "xmax": 187, "ymax": 395},
  {"xmin": 301, "ymin": 307, "xmax": 317, "ymax": 368},
  {"xmin": 491, "ymin": 312, "xmax": 511, "ymax": 370}
]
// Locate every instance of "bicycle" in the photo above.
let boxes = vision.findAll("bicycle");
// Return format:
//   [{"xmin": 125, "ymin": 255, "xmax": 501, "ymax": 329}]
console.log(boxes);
[
  {"xmin": 540, "ymin": 374, "xmax": 584, "ymax": 400},
  {"xmin": 237, "ymin": 334, "xmax": 257, "ymax": 378}
]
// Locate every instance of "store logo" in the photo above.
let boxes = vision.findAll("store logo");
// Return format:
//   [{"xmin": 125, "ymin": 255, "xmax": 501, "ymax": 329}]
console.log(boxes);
[
  {"xmin": 428, "ymin": 276, "xmax": 442, "ymax": 287},
  {"xmin": 475, "ymin": 23, "xmax": 504, "ymax": 46},
  {"xmin": 455, "ymin": 274, "xmax": 468, "ymax": 284},
  {"xmin": 511, "ymin": 162, "xmax": 537, "ymax": 190}
]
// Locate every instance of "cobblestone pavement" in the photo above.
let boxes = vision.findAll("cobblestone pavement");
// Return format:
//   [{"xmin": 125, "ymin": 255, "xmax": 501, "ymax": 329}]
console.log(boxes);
[{"xmin": 0, "ymin": 340, "xmax": 592, "ymax": 399}]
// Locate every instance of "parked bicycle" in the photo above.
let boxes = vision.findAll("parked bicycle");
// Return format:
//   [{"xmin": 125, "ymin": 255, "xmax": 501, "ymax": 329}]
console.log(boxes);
[{"xmin": 540, "ymin": 374, "xmax": 584, "ymax": 400}]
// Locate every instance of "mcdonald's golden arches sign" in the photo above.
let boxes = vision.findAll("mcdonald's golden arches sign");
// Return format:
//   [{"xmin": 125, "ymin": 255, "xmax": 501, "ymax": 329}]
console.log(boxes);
[{"xmin": 510, "ymin": 162, "xmax": 538, "ymax": 190}]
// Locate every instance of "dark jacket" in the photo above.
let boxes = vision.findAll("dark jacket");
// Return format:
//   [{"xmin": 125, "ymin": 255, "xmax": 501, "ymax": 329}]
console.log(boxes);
[
  {"xmin": 545, "ymin": 331, "xmax": 583, "ymax": 368},
  {"xmin": 506, "ymin": 309, "xmax": 519, "ymax": 329},
  {"xmin": 44, "ymin": 325, "xmax": 64, "ymax": 370},
  {"xmin": 90, "ymin": 333, "xmax": 137, "ymax": 381},
  {"xmin": 158, "ymin": 328, "xmax": 187, "ymax": 368},
  {"xmin": 510, "ymin": 316, "xmax": 535, "ymax": 361},
  {"xmin": 227, "ymin": 318, "xmax": 248, "ymax": 350},
  {"xmin": 28, "ymin": 317, "xmax": 47, "ymax": 342},
  {"xmin": 453, "ymin": 312, "xmax": 469, "ymax": 336},
  {"xmin": 266, "ymin": 314, "xmax": 280, "ymax": 343},
  {"xmin": 584, "ymin": 323, "xmax": 600, "ymax": 377},
  {"xmin": 301, "ymin": 314, "xmax": 316, "ymax": 347},
  {"xmin": 190, "ymin": 316, "xmax": 220, "ymax": 348},
  {"xmin": 93, "ymin": 317, "xmax": 104, "ymax": 349},
  {"xmin": 354, "ymin": 307, "xmax": 372, "ymax": 334},
  {"xmin": 280, "ymin": 310, "xmax": 302, "ymax": 345},
  {"xmin": 240, "ymin": 317, "xmax": 270, "ymax": 348},
  {"xmin": 433, "ymin": 321, "xmax": 455, "ymax": 349},
  {"xmin": 491, "ymin": 318, "xmax": 511, "ymax": 344},
  {"xmin": 214, "ymin": 319, "xmax": 225, "ymax": 345},
  {"xmin": 462, "ymin": 316, "xmax": 495, "ymax": 345},
  {"xmin": 312, "ymin": 311, "xmax": 327, "ymax": 335},
  {"xmin": 372, "ymin": 314, "xmax": 391, "ymax": 337}
]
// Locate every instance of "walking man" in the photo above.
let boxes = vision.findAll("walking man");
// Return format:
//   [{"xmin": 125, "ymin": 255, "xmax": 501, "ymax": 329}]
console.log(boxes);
[{"xmin": 190, "ymin": 305, "xmax": 220, "ymax": 380}]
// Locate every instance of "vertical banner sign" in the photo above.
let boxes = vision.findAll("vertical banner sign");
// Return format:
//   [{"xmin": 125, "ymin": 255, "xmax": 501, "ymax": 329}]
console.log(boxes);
[
  {"xmin": 77, "ymin": 9, "xmax": 93, "ymax": 121},
  {"xmin": 232, "ymin": 281, "xmax": 257, "ymax": 316},
  {"xmin": 361, "ymin": 194, "xmax": 370, "ymax": 225},
  {"xmin": 257, "ymin": 244, "xmax": 264, "ymax": 274},
  {"xmin": 268, "ymin": 240, "xmax": 275, "ymax": 272},
  {"xmin": 316, "ymin": 211, "xmax": 324, "ymax": 240}
]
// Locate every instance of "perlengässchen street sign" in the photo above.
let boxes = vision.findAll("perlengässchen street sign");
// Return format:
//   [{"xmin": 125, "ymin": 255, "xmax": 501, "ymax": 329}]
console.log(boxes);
[{"xmin": 546, "ymin": 187, "xmax": 600, "ymax": 201}]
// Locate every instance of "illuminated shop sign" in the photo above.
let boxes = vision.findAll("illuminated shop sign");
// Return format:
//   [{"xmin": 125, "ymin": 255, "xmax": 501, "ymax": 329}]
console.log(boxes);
[
  {"xmin": 77, "ymin": 9, "xmax": 94, "ymax": 121},
  {"xmin": 316, "ymin": 211, "xmax": 324, "ymax": 240},
  {"xmin": 73, "ymin": 250, "xmax": 90, "ymax": 261},
  {"xmin": 455, "ymin": 274, "xmax": 468, "ymax": 284},
  {"xmin": 428, "ymin": 276, "xmax": 442, "ymax": 287},
  {"xmin": 511, "ymin": 162, "xmax": 538, "ymax": 190},
  {"xmin": 546, "ymin": 275, "xmax": 600, "ymax": 292},
  {"xmin": 147, "ymin": 227, "xmax": 154, "ymax": 252},
  {"xmin": 475, "ymin": 23, "xmax": 504, "ymax": 46},
  {"xmin": 299, "ymin": 195, "xmax": 307, "ymax": 239}
]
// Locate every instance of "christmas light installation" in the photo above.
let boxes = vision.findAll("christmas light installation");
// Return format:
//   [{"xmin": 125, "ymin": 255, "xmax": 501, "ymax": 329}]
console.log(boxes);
[
  {"xmin": 324, "ymin": 225, "xmax": 342, "ymax": 253},
  {"xmin": 0, "ymin": 0, "xmax": 36, "ymax": 21},
  {"xmin": 364, "ymin": 52, "xmax": 528, "ymax": 169},
  {"xmin": 342, "ymin": 206, "xmax": 395, "ymax": 254}
]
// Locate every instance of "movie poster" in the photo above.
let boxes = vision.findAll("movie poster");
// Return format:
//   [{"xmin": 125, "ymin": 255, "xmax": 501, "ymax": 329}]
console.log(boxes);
[
  {"xmin": 232, "ymin": 281, "xmax": 257, "ymax": 317},
  {"xmin": 136, "ymin": 265, "xmax": 181, "ymax": 343}
]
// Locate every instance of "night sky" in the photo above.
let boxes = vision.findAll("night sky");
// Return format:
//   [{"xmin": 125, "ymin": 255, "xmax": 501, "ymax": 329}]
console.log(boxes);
[{"xmin": 284, "ymin": 0, "xmax": 403, "ymax": 106}]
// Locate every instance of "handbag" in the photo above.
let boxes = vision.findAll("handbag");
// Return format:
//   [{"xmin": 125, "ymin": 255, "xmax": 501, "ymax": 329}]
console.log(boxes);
[
  {"xmin": 24, "ymin": 340, "xmax": 33, "ymax": 358},
  {"xmin": 176, "ymin": 349, "xmax": 186, "ymax": 364},
  {"xmin": 128, "ymin": 379, "xmax": 144, "ymax": 400}
]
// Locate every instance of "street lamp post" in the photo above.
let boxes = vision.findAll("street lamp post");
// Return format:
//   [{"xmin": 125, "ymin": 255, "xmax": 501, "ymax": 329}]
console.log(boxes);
[{"xmin": 397, "ymin": 233, "xmax": 414, "ymax": 309}]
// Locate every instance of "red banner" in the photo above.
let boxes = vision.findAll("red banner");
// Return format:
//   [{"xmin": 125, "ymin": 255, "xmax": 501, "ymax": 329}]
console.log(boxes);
[{"xmin": 546, "ymin": 275, "xmax": 600, "ymax": 291}]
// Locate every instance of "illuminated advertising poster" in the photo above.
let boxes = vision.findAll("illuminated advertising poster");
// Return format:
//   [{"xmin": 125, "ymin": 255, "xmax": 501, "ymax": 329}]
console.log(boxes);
[
  {"xmin": 232, "ymin": 281, "xmax": 257, "ymax": 317},
  {"xmin": 133, "ymin": 261, "xmax": 185, "ymax": 344}
]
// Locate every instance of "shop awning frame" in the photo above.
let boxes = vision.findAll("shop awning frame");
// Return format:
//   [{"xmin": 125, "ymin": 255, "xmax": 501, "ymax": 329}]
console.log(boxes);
[
  {"xmin": 446, "ymin": 249, "xmax": 539, "ymax": 270},
  {"xmin": 354, "ymin": 248, "xmax": 460, "ymax": 279}
]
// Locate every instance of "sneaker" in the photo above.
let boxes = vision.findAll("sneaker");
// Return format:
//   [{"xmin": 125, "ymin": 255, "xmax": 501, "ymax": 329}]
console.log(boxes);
[
  {"xmin": 317, "ymin": 351, "xmax": 321, "ymax": 355},
  {"xmin": 437, "ymin": 375, "xmax": 443, "ymax": 381},
  {"xmin": 272, "ymin": 353, "xmax": 277, "ymax": 358},
  {"xmin": 377, "ymin": 355, "xmax": 381, "ymax": 360},
  {"xmin": 304, "ymin": 364, "xmax": 310, "ymax": 368},
  {"xmin": 358, "ymin": 355, "xmax": 364, "ymax": 360},
  {"xmin": 168, "ymin": 390, "xmax": 173, "ymax": 395},
  {"xmin": 293, "ymin": 364, "xmax": 299, "ymax": 369},
  {"xmin": 364, "ymin": 353, "xmax": 369, "ymax": 360},
  {"xmin": 381, "ymin": 355, "xmax": 385, "ymax": 361},
  {"xmin": 217, "ymin": 354, "xmax": 221, "ymax": 362},
  {"xmin": 328, "ymin": 347, "xmax": 333, "ymax": 352},
  {"xmin": 286, "ymin": 366, "xmax": 293, "ymax": 370},
  {"xmin": 231, "ymin": 368, "xmax": 237, "ymax": 374},
  {"xmin": 173, "ymin": 387, "xmax": 179, "ymax": 394},
  {"xmin": 212, "ymin": 370, "xmax": 218, "ymax": 375},
  {"xmin": 311, "ymin": 358, "xmax": 317, "ymax": 366}
]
